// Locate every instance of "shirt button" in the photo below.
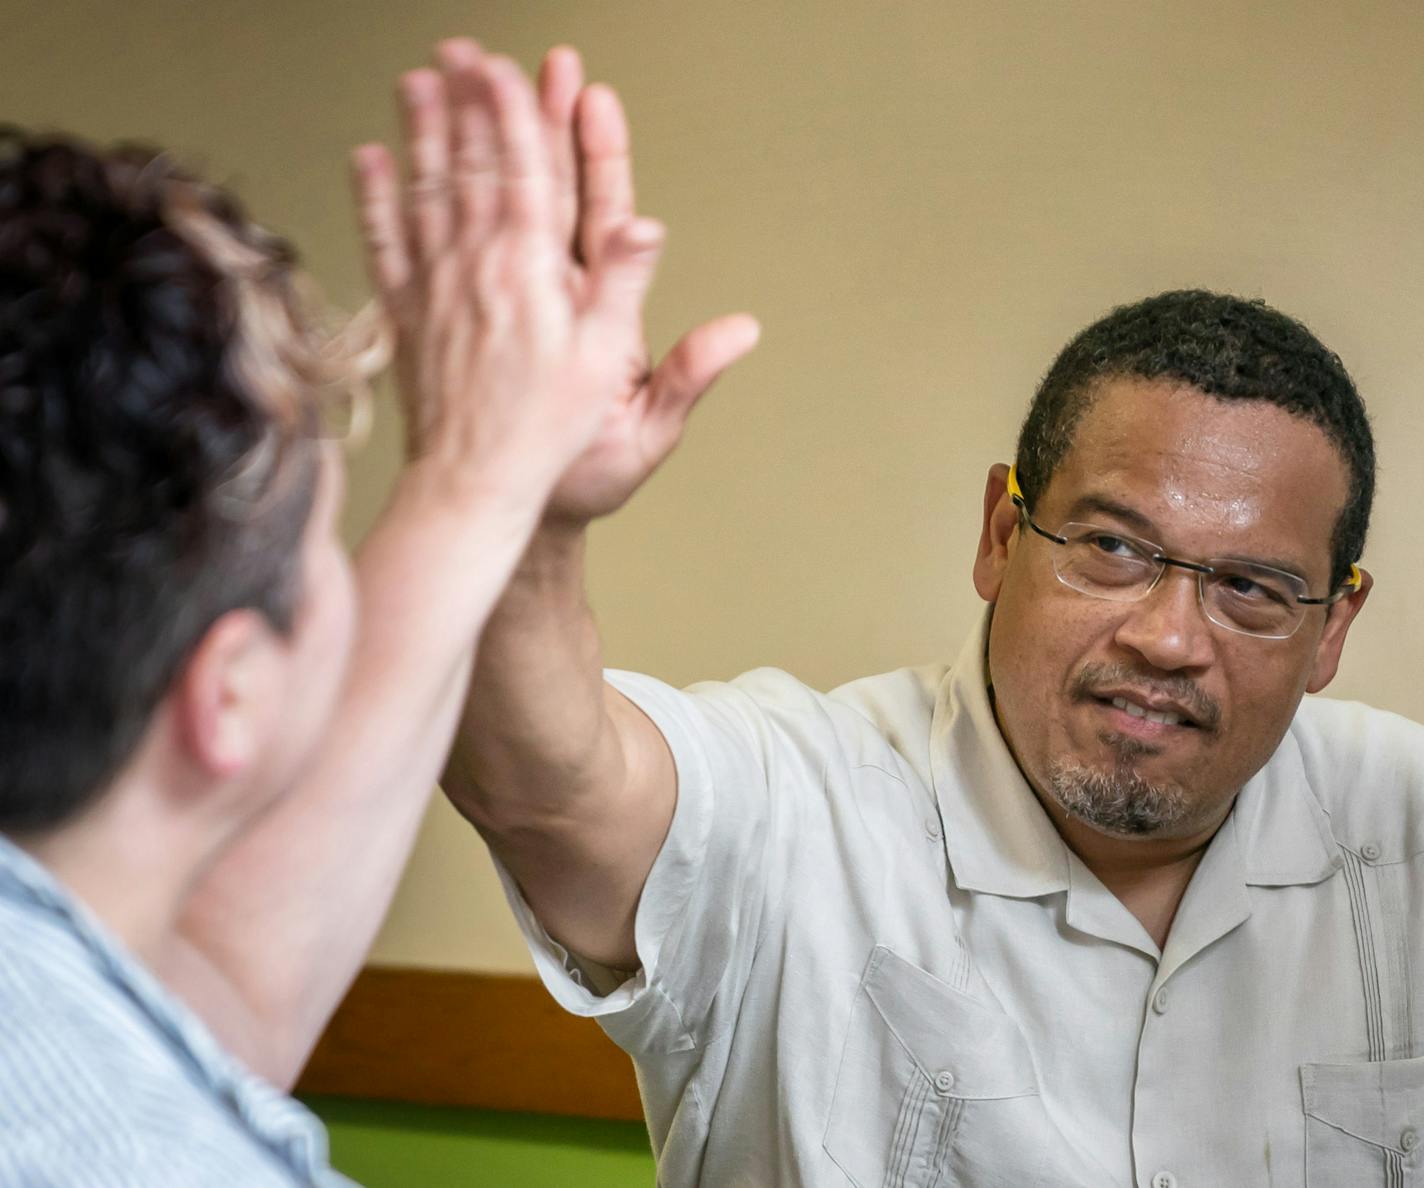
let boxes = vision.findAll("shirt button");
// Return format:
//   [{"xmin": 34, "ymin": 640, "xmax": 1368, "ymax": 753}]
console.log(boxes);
[
  {"xmin": 1403, "ymin": 1127, "xmax": 1420, "ymax": 1152},
  {"xmin": 1361, "ymin": 842, "xmax": 1382, "ymax": 862},
  {"xmin": 1151, "ymin": 1172, "xmax": 1178, "ymax": 1188},
  {"xmin": 925, "ymin": 815, "xmax": 942, "ymax": 840},
  {"xmin": 932, "ymin": 1070, "xmax": 956, "ymax": 1095},
  {"xmin": 1152, "ymin": 988, "xmax": 1169, "ymax": 1014}
]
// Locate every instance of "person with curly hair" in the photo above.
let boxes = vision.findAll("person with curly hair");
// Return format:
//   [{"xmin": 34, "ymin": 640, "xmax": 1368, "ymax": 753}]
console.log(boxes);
[{"xmin": 0, "ymin": 39, "xmax": 755, "ymax": 1186}]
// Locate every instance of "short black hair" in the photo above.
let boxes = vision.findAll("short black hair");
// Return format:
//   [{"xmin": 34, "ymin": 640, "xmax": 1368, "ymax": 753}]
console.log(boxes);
[
  {"xmin": 0, "ymin": 129, "xmax": 325, "ymax": 832},
  {"xmin": 1013, "ymin": 289, "xmax": 1374, "ymax": 589}
]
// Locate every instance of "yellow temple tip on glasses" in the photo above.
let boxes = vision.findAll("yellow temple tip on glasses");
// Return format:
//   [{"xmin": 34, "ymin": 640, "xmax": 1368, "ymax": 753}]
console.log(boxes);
[{"xmin": 1007, "ymin": 463, "xmax": 1025, "ymax": 506}]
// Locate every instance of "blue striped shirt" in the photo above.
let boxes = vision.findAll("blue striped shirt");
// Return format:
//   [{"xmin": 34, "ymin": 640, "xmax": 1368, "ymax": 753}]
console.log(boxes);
[{"xmin": 0, "ymin": 834, "xmax": 356, "ymax": 1187}]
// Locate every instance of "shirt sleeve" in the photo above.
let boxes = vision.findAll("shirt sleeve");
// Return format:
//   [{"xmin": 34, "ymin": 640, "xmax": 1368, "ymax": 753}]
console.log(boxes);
[{"xmin": 492, "ymin": 666, "xmax": 834, "ymax": 1056}]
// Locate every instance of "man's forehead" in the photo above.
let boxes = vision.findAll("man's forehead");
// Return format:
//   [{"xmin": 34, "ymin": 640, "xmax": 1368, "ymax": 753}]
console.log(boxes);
[
  {"xmin": 1044, "ymin": 379, "xmax": 1349, "ymax": 559},
  {"xmin": 1059, "ymin": 378, "xmax": 1342, "ymax": 479}
]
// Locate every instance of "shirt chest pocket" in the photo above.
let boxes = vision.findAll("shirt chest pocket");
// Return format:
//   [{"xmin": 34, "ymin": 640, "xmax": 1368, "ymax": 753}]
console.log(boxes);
[
  {"xmin": 823, "ymin": 945, "xmax": 1056, "ymax": 1188},
  {"xmin": 1303, "ymin": 1057, "xmax": 1424, "ymax": 1186}
]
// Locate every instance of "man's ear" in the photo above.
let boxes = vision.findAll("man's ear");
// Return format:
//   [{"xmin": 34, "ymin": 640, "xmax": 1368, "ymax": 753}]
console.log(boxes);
[
  {"xmin": 1306, "ymin": 567, "xmax": 1372, "ymax": 694},
  {"xmin": 173, "ymin": 610, "xmax": 282, "ymax": 779},
  {"xmin": 972, "ymin": 463, "xmax": 1020, "ymax": 604}
]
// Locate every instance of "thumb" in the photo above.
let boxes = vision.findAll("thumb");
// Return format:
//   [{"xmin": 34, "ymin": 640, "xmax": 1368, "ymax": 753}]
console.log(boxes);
[
  {"xmin": 585, "ymin": 216, "xmax": 666, "ymax": 325},
  {"xmin": 645, "ymin": 313, "xmax": 761, "ymax": 455}
]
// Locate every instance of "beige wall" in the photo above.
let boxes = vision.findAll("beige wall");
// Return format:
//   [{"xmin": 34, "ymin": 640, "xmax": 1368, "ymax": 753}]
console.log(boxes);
[{"xmin": 6, "ymin": 0, "xmax": 1423, "ymax": 971}]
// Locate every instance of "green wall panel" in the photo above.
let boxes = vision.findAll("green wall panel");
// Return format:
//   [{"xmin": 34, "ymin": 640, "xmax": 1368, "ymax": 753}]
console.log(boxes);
[{"xmin": 303, "ymin": 1098, "xmax": 655, "ymax": 1186}]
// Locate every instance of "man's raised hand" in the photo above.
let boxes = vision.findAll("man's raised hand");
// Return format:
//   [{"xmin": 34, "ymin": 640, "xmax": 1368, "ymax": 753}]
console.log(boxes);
[
  {"xmin": 422, "ymin": 44, "xmax": 752, "ymax": 976},
  {"xmin": 546, "ymin": 65, "xmax": 760, "ymax": 524},
  {"xmin": 350, "ymin": 41, "xmax": 757, "ymax": 519}
]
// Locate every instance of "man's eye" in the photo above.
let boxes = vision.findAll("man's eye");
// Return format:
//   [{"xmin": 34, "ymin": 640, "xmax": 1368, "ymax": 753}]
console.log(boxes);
[
  {"xmin": 1220, "ymin": 574, "xmax": 1287, "ymax": 604},
  {"xmin": 1088, "ymin": 534, "xmax": 1136, "ymax": 557}
]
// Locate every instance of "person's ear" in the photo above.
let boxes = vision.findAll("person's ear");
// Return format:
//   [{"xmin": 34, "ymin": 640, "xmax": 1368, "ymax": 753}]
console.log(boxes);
[
  {"xmin": 1305, "ymin": 566, "xmax": 1372, "ymax": 694},
  {"xmin": 973, "ymin": 463, "xmax": 1020, "ymax": 604},
  {"xmin": 173, "ymin": 610, "xmax": 283, "ymax": 779}
]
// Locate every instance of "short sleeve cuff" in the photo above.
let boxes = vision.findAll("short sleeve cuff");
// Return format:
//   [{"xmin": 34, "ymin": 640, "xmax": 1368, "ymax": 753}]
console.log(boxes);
[{"xmin": 490, "ymin": 670, "xmax": 715, "ymax": 1040}]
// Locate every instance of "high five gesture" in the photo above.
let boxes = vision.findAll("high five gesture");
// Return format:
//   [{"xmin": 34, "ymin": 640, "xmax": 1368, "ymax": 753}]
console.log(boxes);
[
  {"xmin": 351, "ymin": 41, "xmax": 758, "ymax": 515},
  {"xmin": 169, "ymin": 43, "xmax": 755, "ymax": 1088}
]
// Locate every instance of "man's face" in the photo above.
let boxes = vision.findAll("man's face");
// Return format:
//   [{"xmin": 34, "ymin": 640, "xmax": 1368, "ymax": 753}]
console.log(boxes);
[{"xmin": 975, "ymin": 377, "xmax": 1368, "ymax": 841}]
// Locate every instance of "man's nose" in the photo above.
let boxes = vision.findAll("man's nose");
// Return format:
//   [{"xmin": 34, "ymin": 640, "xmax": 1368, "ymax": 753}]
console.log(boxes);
[{"xmin": 1112, "ymin": 567, "xmax": 1216, "ymax": 672}]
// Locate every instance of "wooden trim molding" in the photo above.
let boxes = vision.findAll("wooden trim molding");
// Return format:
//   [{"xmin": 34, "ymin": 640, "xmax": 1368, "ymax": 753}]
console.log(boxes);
[{"xmin": 295, "ymin": 966, "xmax": 644, "ymax": 1123}]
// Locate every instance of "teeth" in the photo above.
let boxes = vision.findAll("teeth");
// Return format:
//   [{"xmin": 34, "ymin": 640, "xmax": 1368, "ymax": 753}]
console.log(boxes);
[{"xmin": 1110, "ymin": 696, "xmax": 1182, "ymax": 726}]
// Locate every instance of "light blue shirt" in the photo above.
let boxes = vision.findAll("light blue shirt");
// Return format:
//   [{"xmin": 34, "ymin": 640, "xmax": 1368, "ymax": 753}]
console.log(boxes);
[{"xmin": 0, "ymin": 834, "xmax": 355, "ymax": 1188}]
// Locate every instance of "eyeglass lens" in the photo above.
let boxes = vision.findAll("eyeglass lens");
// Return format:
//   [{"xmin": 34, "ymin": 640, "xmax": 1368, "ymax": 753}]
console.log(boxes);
[{"xmin": 1051, "ymin": 524, "xmax": 1305, "ymax": 638}]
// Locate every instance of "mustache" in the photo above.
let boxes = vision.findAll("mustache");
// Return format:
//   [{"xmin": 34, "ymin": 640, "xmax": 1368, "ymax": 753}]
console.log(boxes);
[{"xmin": 1069, "ymin": 662, "xmax": 1222, "ymax": 732}]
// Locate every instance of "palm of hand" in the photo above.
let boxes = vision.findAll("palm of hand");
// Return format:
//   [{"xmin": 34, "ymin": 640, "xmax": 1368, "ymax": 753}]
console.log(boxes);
[{"xmin": 549, "ymin": 373, "xmax": 665, "ymax": 521}]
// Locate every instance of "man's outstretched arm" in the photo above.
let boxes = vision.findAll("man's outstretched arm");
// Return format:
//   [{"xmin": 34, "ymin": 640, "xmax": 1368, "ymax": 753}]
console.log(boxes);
[
  {"xmin": 442, "ymin": 80, "xmax": 759, "ymax": 972},
  {"xmin": 159, "ymin": 41, "xmax": 748, "ymax": 1089}
]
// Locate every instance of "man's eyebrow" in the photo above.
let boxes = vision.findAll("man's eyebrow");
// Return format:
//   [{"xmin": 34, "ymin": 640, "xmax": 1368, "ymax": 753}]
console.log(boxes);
[
  {"xmin": 1065, "ymin": 492, "xmax": 1312, "ymax": 580},
  {"xmin": 1064, "ymin": 494, "xmax": 1158, "ymax": 536},
  {"xmin": 1213, "ymin": 551, "xmax": 1310, "ymax": 583}
]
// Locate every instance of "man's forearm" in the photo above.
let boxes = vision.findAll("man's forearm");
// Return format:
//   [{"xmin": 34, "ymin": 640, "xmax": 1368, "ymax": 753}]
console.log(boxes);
[
  {"xmin": 166, "ymin": 469, "xmax": 543, "ymax": 1087},
  {"xmin": 444, "ymin": 522, "xmax": 620, "ymax": 831},
  {"xmin": 442, "ymin": 518, "xmax": 677, "ymax": 971}
]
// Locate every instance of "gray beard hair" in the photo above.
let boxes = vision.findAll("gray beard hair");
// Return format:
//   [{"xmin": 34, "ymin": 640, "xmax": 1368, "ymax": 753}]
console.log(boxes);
[{"xmin": 1046, "ymin": 749, "xmax": 1193, "ymax": 837}]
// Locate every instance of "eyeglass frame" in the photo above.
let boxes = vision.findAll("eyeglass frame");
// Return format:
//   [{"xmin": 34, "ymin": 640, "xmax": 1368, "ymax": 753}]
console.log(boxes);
[{"xmin": 1004, "ymin": 464, "xmax": 1362, "ymax": 639}]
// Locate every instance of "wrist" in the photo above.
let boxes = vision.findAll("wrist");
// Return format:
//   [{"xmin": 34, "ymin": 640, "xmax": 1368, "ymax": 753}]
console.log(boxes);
[
  {"xmin": 510, "ymin": 517, "xmax": 589, "ymax": 586},
  {"xmin": 379, "ymin": 462, "xmax": 544, "ymax": 568},
  {"xmin": 394, "ymin": 452, "xmax": 548, "ymax": 527}
]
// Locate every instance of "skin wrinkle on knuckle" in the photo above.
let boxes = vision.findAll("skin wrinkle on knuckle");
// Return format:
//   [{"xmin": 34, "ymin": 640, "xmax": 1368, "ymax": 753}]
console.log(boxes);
[
  {"xmin": 357, "ymin": 209, "xmax": 394, "ymax": 239},
  {"xmin": 453, "ymin": 130, "xmax": 497, "ymax": 167},
  {"xmin": 406, "ymin": 184, "xmax": 449, "ymax": 205}
]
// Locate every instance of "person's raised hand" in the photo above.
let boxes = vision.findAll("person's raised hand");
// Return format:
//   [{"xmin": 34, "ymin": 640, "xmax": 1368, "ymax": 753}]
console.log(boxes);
[
  {"xmin": 541, "ymin": 70, "xmax": 760, "ymax": 525},
  {"xmin": 350, "ymin": 41, "xmax": 758, "ymax": 522}
]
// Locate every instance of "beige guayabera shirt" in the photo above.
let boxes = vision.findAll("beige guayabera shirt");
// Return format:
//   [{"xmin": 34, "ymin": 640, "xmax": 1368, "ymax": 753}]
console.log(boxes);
[{"xmin": 500, "ymin": 615, "xmax": 1424, "ymax": 1187}]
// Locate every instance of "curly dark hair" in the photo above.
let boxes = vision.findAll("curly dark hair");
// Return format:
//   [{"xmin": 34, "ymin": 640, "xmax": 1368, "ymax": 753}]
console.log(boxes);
[
  {"xmin": 0, "ymin": 129, "xmax": 346, "ymax": 832},
  {"xmin": 1012, "ymin": 289, "xmax": 1374, "ymax": 590}
]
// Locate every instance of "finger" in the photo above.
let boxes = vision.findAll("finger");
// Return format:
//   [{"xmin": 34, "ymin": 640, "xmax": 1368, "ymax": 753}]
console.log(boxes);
[
  {"xmin": 482, "ymin": 54, "xmax": 556, "ymax": 229},
  {"xmin": 585, "ymin": 216, "xmax": 666, "ymax": 327},
  {"xmin": 644, "ymin": 314, "xmax": 761, "ymax": 453},
  {"xmin": 397, "ymin": 69, "xmax": 453, "ymax": 264},
  {"xmin": 350, "ymin": 143, "xmax": 411, "ymax": 305},
  {"xmin": 575, "ymin": 83, "xmax": 634, "ymax": 268},
  {"xmin": 436, "ymin": 39, "xmax": 500, "ymax": 243},
  {"xmin": 539, "ymin": 45, "xmax": 583, "ymax": 252}
]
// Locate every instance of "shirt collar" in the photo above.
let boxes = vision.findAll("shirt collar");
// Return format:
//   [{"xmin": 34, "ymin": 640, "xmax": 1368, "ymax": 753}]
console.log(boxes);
[
  {"xmin": 929, "ymin": 611, "xmax": 1342, "ymax": 899},
  {"xmin": 930, "ymin": 610, "xmax": 1072, "ymax": 898},
  {"xmin": 0, "ymin": 832, "xmax": 242, "ymax": 1077},
  {"xmin": 1232, "ymin": 726, "xmax": 1342, "ymax": 886},
  {"xmin": 0, "ymin": 829, "xmax": 107, "ymax": 926},
  {"xmin": 0, "ymin": 832, "xmax": 337, "ymax": 1177}
]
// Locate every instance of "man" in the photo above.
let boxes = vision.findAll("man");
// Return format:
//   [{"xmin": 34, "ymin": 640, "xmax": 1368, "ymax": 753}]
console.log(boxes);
[
  {"xmin": 0, "ymin": 40, "xmax": 754, "ymax": 1185},
  {"xmin": 446, "ymin": 274, "xmax": 1424, "ymax": 1182}
]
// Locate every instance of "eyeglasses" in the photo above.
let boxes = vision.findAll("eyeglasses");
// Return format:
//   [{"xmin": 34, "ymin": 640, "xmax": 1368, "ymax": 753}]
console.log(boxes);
[{"xmin": 1006, "ymin": 466, "xmax": 1361, "ymax": 640}]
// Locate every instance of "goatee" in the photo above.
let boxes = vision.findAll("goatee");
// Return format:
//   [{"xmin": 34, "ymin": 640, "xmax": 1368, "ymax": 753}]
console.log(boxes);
[{"xmin": 1047, "ymin": 735, "xmax": 1193, "ymax": 836}]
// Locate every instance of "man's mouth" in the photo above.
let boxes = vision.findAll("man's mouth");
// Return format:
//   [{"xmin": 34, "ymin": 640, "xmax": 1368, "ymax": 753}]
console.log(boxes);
[
  {"xmin": 1070, "ymin": 663, "xmax": 1221, "ymax": 735},
  {"xmin": 1103, "ymin": 694, "xmax": 1194, "ymax": 729}
]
